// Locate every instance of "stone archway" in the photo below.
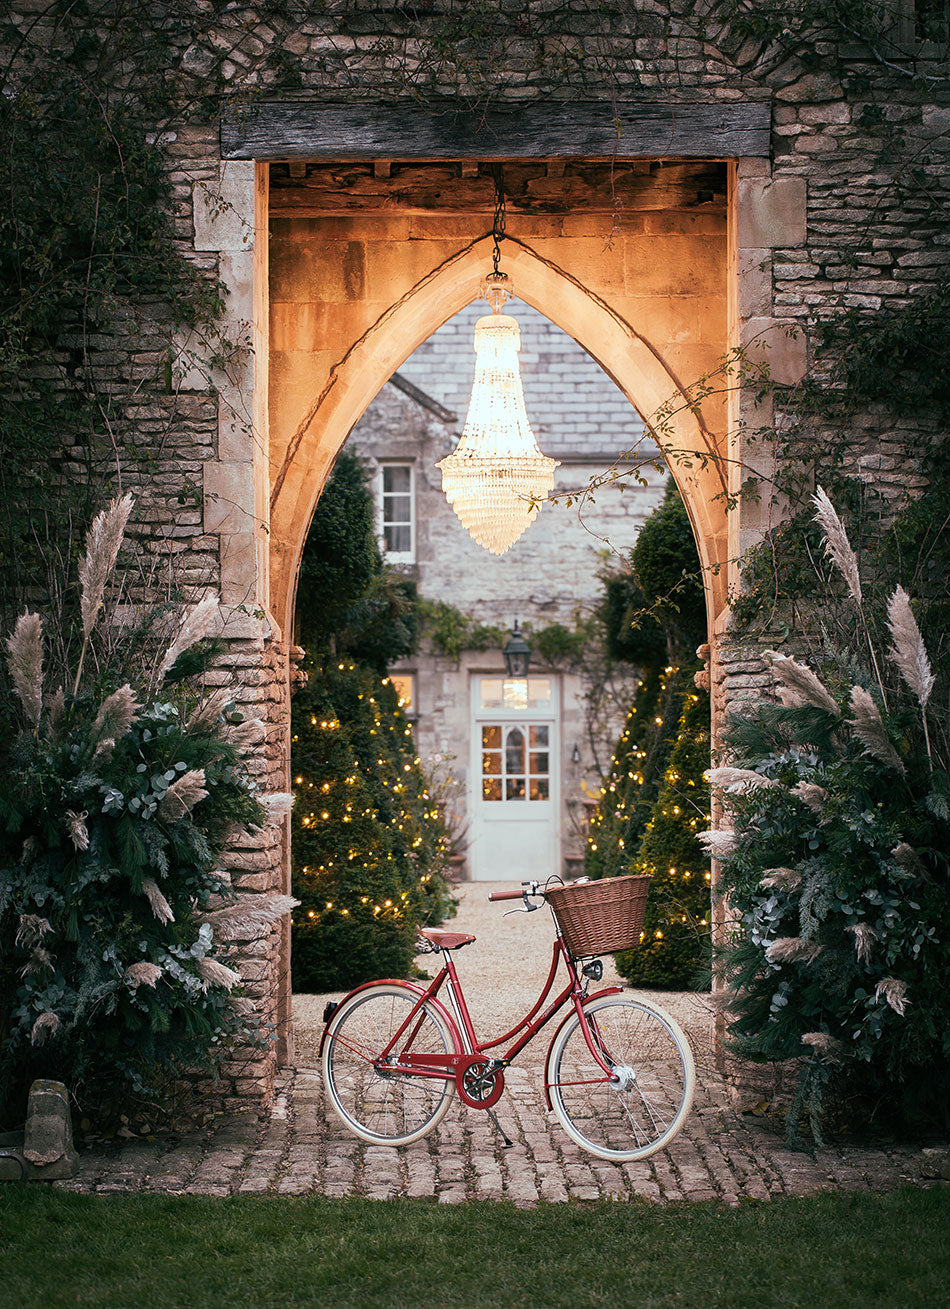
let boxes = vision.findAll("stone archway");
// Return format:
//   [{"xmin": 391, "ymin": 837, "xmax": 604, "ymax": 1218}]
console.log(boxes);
[
  {"xmin": 193, "ymin": 103, "xmax": 810, "ymax": 1093},
  {"xmin": 265, "ymin": 156, "xmax": 742, "ymax": 1059},
  {"xmin": 269, "ymin": 191, "xmax": 732, "ymax": 641}
]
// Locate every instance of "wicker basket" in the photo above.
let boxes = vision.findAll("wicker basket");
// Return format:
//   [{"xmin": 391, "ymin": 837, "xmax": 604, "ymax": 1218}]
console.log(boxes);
[{"xmin": 545, "ymin": 875, "xmax": 652, "ymax": 958}]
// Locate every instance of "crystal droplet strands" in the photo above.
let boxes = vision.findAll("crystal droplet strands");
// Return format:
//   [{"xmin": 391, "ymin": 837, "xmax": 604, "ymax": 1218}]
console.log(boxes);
[{"xmin": 438, "ymin": 274, "xmax": 559, "ymax": 555}]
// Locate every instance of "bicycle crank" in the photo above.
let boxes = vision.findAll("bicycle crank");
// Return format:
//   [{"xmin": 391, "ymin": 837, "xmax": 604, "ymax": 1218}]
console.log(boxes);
[{"xmin": 455, "ymin": 1055, "xmax": 506, "ymax": 1108}]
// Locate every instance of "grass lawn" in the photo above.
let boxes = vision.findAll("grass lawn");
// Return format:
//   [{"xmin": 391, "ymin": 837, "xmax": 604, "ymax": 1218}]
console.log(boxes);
[{"xmin": 0, "ymin": 1184, "xmax": 947, "ymax": 1308}]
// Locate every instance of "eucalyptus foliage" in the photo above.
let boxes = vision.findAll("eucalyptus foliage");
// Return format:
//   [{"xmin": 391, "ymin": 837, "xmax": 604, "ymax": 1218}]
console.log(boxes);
[
  {"xmin": 714, "ymin": 495, "xmax": 950, "ymax": 1144},
  {"xmin": 0, "ymin": 499, "xmax": 271, "ymax": 1127}
]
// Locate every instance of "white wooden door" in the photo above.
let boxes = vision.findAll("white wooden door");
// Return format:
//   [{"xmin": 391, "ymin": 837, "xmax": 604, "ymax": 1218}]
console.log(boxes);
[{"xmin": 468, "ymin": 676, "xmax": 559, "ymax": 882}]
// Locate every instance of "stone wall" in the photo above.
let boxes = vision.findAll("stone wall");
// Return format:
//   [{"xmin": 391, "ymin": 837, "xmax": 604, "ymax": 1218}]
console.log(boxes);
[{"xmin": 7, "ymin": 0, "xmax": 948, "ymax": 1101}]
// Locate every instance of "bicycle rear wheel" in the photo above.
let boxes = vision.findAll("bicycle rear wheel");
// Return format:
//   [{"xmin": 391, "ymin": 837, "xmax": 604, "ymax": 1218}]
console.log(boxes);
[
  {"xmin": 323, "ymin": 983, "xmax": 457, "ymax": 1146},
  {"xmin": 547, "ymin": 996, "xmax": 695, "ymax": 1162}
]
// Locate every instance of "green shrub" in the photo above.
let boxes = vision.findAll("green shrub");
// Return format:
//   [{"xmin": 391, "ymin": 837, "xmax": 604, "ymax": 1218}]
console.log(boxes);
[
  {"xmin": 714, "ymin": 492, "xmax": 950, "ymax": 1144},
  {"xmin": 291, "ymin": 455, "xmax": 452, "ymax": 991},
  {"xmin": 615, "ymin": 687, "xmax": 711, "ymax": 990},
  {"xmin": 0, "ymin": 498, "xmax": 269, "ymax": 1128}
]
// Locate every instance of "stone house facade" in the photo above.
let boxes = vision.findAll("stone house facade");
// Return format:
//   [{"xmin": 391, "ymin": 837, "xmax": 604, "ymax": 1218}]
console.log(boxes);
[
  {"xmin": 342, "ymin": 301, "xmax": 666, "ymax": 883},
  {"xmin": 8, "ymin": 1, "xmax": 948, "ymax": 1103}
]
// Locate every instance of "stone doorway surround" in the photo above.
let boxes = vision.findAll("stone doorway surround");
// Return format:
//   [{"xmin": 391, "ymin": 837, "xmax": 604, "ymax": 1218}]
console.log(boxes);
[{"xmin": 195, "ymin": 100, "xmax": 808, "ymax": 1093}]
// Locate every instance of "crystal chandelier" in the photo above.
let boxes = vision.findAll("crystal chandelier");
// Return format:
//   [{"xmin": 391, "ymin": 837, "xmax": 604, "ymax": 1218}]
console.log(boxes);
[{"xmin": 438, "ymin": 173, "xmax": 558, "ymax": 556}]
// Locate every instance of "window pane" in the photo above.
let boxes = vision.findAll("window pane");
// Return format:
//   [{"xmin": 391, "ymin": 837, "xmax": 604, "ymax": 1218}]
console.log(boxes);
[
  {"xmin": 385, "ymin": 495, "xmax": 412, "ymax": 521},
  {"xmin": 506, "ymin": 777, "xmax": 526, "ymax": 801},
  {"xmin": 383, "ymin": 466, "xmax": 411, "ymax": 493},
  {"xmin": 529, "ymin": 778, "xmax": 549, "ymax": 801},
  {"xmin": 482, "ymin": 725, "xmax": 501, "ymax": 748},
  {"xmin": 480, "ymin": 679, "xmax": 504, "ymax": 709},
  {"xmin": 529, "ymin": 752, "xmax": 549, "ymax": 775},
  {"xmin": 482, "ymin": 778, "xmax": 502, "ymax": 802},
  {"xmin": 505, "ymin": 727, "xmax": 525, "ymax": 773},
  {"xmin": 502, "ymin": 679, "xmax": 528, "ymax": 709},
  {"xmin": 384, "ymin": 524, "xmax": 411, "ymax": 554},
  {"xmin": 391, "ymin": 673, "xmax": 414, "ymax": 711},
  {"xmin": 482, "ymin": 751, "xmax": 501, "ymax": 776},
  {"xmin": 529, "ymin": 726, "xmax": 549, "ymax": 748},
  {"xmin": 528, "ymin": 678, "xmax": 552, "ymax": 706}
]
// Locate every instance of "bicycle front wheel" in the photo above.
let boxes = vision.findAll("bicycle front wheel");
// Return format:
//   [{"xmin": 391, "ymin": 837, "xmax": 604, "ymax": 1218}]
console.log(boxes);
[
  {"xmin": 547, "ymin": 996, "xmax": 695, "ymax": 1162},
  {"xmin": 323, "ymin": 983, "xmax": 457, "ymax": 1146}
]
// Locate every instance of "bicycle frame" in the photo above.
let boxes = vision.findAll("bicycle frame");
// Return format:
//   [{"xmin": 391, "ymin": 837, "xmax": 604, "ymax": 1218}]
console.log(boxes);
[{"xmin": 321, "ymin": 931, "xmax": 622, "ymax": 1099}]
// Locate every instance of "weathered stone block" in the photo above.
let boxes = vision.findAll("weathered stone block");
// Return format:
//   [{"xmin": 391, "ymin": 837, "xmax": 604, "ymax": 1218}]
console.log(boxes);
[
  {"xmin": 740, "ymin": 316, "xmax": 808, "ymax": 385},
  {"xmin": 22, "ymin": 1080, "xmax": 79, "ymax": 1180},
  {"xmin": 203, "ymin": 460, "xmax": 255, "ymax": 535},
  {"xmin": 737, "ymin": 176, "xmax": 807, "ymax": 250},
  {"xmin": 193, "ymin": 161, "xmax": 255, "ymax": 253}
]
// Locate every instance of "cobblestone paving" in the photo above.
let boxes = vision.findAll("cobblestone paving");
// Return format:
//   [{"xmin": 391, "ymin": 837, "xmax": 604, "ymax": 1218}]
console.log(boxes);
[
  {"xmin": 55, "ymin": 882, "xmax": 950, "ymax": 1204},
  {"xmin": 57, "ymin": 994, "xmax": 950, "ymax": 1199},
  {"xmin": 55, "ymin": 1014, "xmax": 950, "ymax": 1206}
]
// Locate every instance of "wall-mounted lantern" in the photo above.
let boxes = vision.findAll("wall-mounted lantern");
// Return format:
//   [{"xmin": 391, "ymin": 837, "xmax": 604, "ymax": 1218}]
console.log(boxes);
[{"xmin": 503, "ymin": 621, "xmax": 532, "ymax": 679}]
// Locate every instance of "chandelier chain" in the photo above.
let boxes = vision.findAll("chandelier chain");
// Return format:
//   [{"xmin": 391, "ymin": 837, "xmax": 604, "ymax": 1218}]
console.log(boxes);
[{"xmin": 491, "ymin": 165, "xmax": 506, "ymax": 276}]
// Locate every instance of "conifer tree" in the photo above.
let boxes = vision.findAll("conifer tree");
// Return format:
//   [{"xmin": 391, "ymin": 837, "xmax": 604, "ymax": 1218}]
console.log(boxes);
[
  {"xmin": 290, "ymin": 453, "xmax": 451, "ymax": 991},
  {"xmin": 615, "ymin": 687, "xmax": 711, "ymax": 989}
]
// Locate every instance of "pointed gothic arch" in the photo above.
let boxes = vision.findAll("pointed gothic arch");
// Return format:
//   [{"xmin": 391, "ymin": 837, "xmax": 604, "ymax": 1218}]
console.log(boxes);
[{"xmin": 269, "ymin": 235, "xmax": 729, "ymax": 642}]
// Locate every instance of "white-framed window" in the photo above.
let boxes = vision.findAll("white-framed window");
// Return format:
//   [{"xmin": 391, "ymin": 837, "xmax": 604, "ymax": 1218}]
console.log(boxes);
[{"xmin": 379, "ymin": 463, "xmax": 414, "ymax": 562}]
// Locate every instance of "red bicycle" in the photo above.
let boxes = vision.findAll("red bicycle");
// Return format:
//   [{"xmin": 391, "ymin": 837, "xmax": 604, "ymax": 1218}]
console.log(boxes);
[{"xmin": 320, "ymin": 877, "xmax": 696, "ymax": 1163}]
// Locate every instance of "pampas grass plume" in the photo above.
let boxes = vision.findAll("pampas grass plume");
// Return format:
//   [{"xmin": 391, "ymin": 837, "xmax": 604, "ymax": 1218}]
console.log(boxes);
[
  {"xmin": 260, "ymin": 792, "xmax": 295, "ymax": 820},
  {"xmin": 158, "ymin": 594, "xmax": 219, "ymax": 681},
  {"xmin": 6, "ymin": 611, "xmax": 44, "ymax": 728},
  {"xmin": 790, "ymin": 781, "xmax": 828, "ymax": 812},
  {"xmin": 158, "ymin": 769, "xmax": 208, "ymax": 822},
  {"xmin": 697, "ymin": 828, "xmax": 737, "ymax": 858},
  {"xmin": 802, "ymin": 1032, "xmax": 845, "ymax": 1059},
  {"xmin": 125, "ymin": 962, "xmax": 163, "ymax": 988},
  {"xmin": 759, "ymin": 867, "xmax": 802, "ymax": 891},
  {"xmin": 78, "ymin": 494, "xmax": 134, "ymax": 641},
  {"xmin": 847, "ymin": 922, "xmax": 877, "ymax": 965},
  {"xmin": 766, "ymin": 936, "xmax": 823, "ymax": 964},
  {"xmin": 142, "ymin": 878, "xmax": 175, "ymax": 925},
  {"xmin": 764, "ymin": 651, "xmax": 840, "ymax": 716},
  {"xmin": 15, "ymin": 915, "xmax": 50, "ymax": 947},
  {"xmin": 847, "ymin": 685, "xmax": 906, "ymax": 773},
  {"xmin": 886, "ymin": 586, "xmax": 935, "ymax": 709},
  {"xmin": 65, "ymin": 810, "xmax": 90, "ymax": 852},
  {"xmin": 874, "ymin": 977, "xmax": 909, "ymax": 1016},
  {"xmin": 705, "ymin": 766, "xmax": 778, "ymax": 794},
  {"xmin": 812, "ymin": 487, "xmax": 862, "ymax": 604},
  {"xmin": 202, "ymin": 893, "xmax": 300, "ymax": 941},
  {"xmin": 186, "ymin": 688, "xmax": 231, "ymax": 734},
  {"xmin": 31, "ymin": 1012, "xmax": 60, "ymax": 1045},
  {"xmin": 197, "ymin": 957, "xmax": 241, "ymax": 991},
  {"xmin": 92, "ymin": 684, "xmax": 139, "ymax": 745}
]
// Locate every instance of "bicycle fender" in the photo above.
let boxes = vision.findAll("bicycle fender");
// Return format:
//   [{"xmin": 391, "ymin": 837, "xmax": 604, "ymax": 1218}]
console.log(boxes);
[
  {"xmin": 318, "ymin": 979, "xmax": 462, "ymax": 1058},
  {"xmin": 541, "ymin": 986, "xmax": 623, "ymax": 1110}
]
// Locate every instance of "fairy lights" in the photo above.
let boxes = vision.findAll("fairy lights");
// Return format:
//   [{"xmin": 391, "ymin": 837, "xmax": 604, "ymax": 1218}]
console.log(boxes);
[
  {"xmin": 584, "ymin": 671, "xmax": 713, "ymax": 985},
  {"xmin": 291, "ymin": 659, "xmax": 453, "ymax": 988}
]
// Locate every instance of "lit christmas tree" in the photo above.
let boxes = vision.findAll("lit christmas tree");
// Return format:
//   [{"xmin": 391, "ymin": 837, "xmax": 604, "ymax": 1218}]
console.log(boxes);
[
  {"xmin": 291, "ymin": 660, "xmax": 451, "ymax": 991},
  {"xmin": 290, "ymin": 452, "xmax": 451, "ymax": 992},
  {"xmin": 614, "ymin": 687, "xmax": 711, "ymax": 989}
]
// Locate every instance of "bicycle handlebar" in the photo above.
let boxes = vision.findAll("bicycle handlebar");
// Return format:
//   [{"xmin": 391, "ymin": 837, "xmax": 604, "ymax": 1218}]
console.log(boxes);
[{"xmin": 487, "ymin": 888, "xmax": 525, "ymax": 902}]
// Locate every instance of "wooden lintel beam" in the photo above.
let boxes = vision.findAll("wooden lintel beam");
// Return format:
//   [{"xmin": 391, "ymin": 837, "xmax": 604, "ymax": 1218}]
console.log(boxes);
[
  {"xmin": 222, "ymin": 100, "xmax": 771, "ymax": 161},
  {"xmin": 373, "ymin": 160, "xmax": 391, "ymax": 178}
]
